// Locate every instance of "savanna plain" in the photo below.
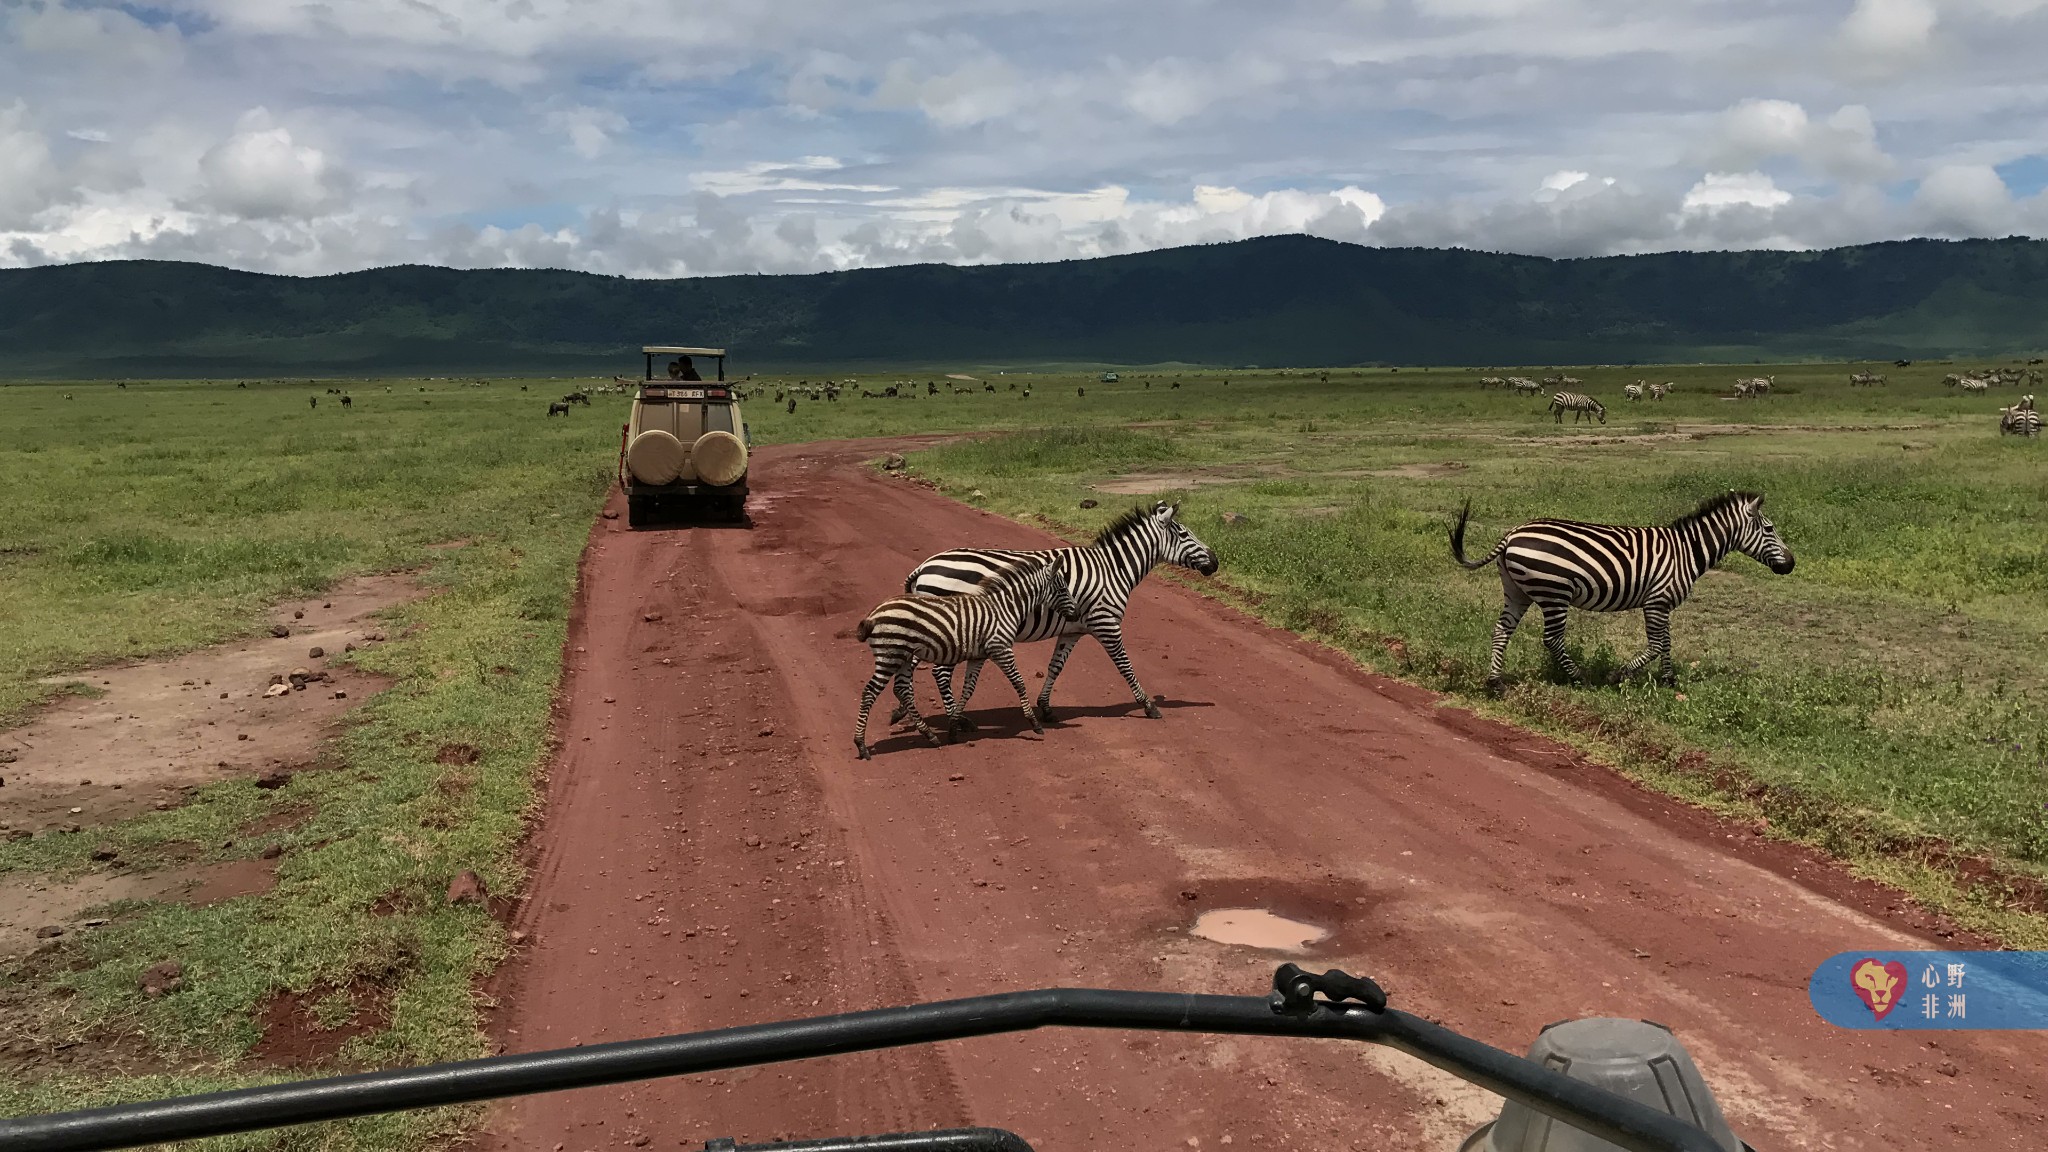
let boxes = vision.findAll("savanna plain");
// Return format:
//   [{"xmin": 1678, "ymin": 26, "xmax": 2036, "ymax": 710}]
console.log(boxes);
[{"xmin": 0, "ymin": 361, "xmax": 2044, "ymax": 1148}]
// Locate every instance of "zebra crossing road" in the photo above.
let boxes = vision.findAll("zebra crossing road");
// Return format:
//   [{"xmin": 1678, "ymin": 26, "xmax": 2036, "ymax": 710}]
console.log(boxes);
[{"xmin": 477, "ymin": 436, "xmax": 2044, "ymax": 1152}]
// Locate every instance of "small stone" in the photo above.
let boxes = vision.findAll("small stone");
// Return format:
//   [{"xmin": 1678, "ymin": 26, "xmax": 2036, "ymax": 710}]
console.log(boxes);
[
  {"xmin": 323, "ymin": 602, "xmax": 332, "ymax": 609},
  {"xmin": 1079, "ymin": 498, "xmax": 1098, "ymax": 509},
  {"xmin": 343, "ymin": 642, "xmax": 356, "ymax": 653},
  {"xmin": 153, "ymin": 801, "xmax": 171, "ymax": 811},
  {"xmin": 1938, "ymin": 1061, "xmax": 1959, "ymax": 1077},
  {"xmin": 743, "ymin": 836, "xmax": 763, "ymax": 849},
  {"xmin": 264, "ymin": 684, "xmax": 290, "ymax": 698},
  {"xmin": 219, "ymin": 692, "xmax": 229, "ymax": 699},
  {"xmin": 270, "ymin": 624, "xmax": 290, "ymax": 638},
  {"xmin": 6, "ymin": 829, "xmax": 30, "ymax": 841},
  {"xmin": 510, "ymin": 930, "xmax": 529, "ymax": 945},
  {"xmin": 238, "ymin": 732, "xmax": 251, "ymax": 740},
  {"xmin": 308, "ymin": 646, "xmax": 325, "ymax": 659},
  {"xmin": 89, "ymin": 844, "xmax": 119, "ymax": 862},
  {"xmin": 446, "ymin": 869, "xmax": 488, "ymax": 905},
  {"xmin": 140, "ymin": 960, "xmax": 184, "ymax": 998},
  {"xmin": 1181, "ymin": 889, "xmax": 1199, "ymax": 900},
  {"xmin": 757, "ymin": 726, "xmax": 774, "ymax": 737},
  {"xmin": 948, "ymin": 773, "xmax": 965, "ymax": 782},
  {"xmin": 0, "ymin": 750, "xmax": 14, "ymax": 764},
  {"xmin": 1221, "ymin": 511, "xmax": 1247, "ymax": 525},
  {"xmin": 289, "ymin": 667, "xmax": 311, "ymax": 681},
  {"xmin": 631, "ymin": 1136, "xmax": 650, "ymax": 1148},
  {"xmin": 255, "ymin": 768, "xmax": 291, "ymax": 790},
  {"xmin": 83, "ymin": 918, "xmax": 109, "ymax": 927},
  {"xmin": 259, "ymin": 844, "xmax": 283, "ymax": 859},
  {"xmin": 333, "ymin": 690, "xmax": 347, "ymax": 699},
  {"xmin": 292, "ymin": 610, "xmax": 304, "ymax": 620},
  {"xmin": 642, "ymin": 612, "xmax": 663, "ymax": 623},
  {"xmin": 601, "ymin": 510, "xmax": 620, "ymax": 520},
  {"xmin": 35, "ymin": 925, "xmax": 64, "ymax": 939}
]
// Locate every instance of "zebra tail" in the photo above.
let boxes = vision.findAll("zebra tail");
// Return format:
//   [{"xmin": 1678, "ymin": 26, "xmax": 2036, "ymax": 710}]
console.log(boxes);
[
  {"xmin": 855, "ymin": 617, "xmax": 875, "ymax": 643},
  {"xmin": 1448, "ymin": 499, "xmax": 1508, "ymax": 570}
]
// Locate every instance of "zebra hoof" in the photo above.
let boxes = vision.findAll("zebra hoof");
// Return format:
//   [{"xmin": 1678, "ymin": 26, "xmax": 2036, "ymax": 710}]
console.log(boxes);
[
  {"xmin": 855, "ymin": 742, "xmax": 871, "ymax": 761},
  {"xmin": 926, "ymin": 731, "xmax": 948, "ymax": 747},
  {"xmin": 1484, "ymin": 676, "xmax": 1505, "ymax": 696},
  {"xmin": 953, "ymin": 716, "xmax": 979, "ymax": 733},
  {"xmin": 887, "ymin": 705, "xmax": 910, "ymax": 724},
  {"xmin": 1036, "ymin": 705, "xmax": 1059, "ymax": 724},
  {"xmin": 1142, "ymin": 699, "xmax": 1163, "ymax": 719},
  {"xmin": 1031, "ymin": 721, "xmax": 1045, "ymax": 735}
]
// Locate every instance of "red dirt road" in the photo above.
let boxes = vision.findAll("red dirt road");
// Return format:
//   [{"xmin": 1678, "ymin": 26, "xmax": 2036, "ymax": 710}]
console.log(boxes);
[{"xmin": 481, "ymin": 438, "xmax": 2045, "ymax": 1152}]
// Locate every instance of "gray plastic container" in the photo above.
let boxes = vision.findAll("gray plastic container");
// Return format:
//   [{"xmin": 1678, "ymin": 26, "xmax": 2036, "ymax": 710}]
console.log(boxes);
[{"xmin": 1459, "ymin": 1018, "xmax": 1747, "ymax": 1152}]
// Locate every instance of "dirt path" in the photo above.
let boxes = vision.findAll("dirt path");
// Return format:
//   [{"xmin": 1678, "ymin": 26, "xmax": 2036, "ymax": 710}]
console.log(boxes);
[{"xmin": 480, "ymin": 438, "xmax": 2044, "ymax": 1152}]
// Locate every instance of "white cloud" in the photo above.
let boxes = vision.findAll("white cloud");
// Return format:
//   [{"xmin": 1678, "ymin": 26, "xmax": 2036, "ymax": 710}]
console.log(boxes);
[
  {"xmin": 1681, "ymin": 171, "xmax": 1793, "ymax": 214},
  {"xmin": 1912, "ymin": 164, "xmax": 2013, "ymax": 235},
  {"xmin": 2, "ymin": 0, "xmax": 2046, "ymax": 275},
  {"xmin": 1837, "ymin": 0, "xmax": 1939, "ymax": 64},
  {"xmin": 1710, "ymin": 99, "xmax": 1895, "ymax": 184},
  {"xmin": 194, "ymin": 111, "xmax": 355, "ymax": 221}
]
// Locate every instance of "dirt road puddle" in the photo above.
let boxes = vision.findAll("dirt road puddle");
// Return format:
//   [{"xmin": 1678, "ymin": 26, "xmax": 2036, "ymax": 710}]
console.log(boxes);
[{"xmin": 1190, "ymin": 908, "xmax": 1328, "ymax": 952}]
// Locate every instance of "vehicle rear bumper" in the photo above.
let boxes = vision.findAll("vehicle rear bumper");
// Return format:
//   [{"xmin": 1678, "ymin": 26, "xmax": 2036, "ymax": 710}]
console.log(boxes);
[{"xmin": 624, "ymin": 478, "xmax": 748, "ymax": 499}]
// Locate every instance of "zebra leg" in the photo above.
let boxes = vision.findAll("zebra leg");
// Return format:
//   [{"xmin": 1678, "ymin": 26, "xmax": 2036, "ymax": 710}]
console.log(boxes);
[
  {"xmin": 1537, "ymin": 602, "xmax": 1585, "ymax": 686},
  {"xmin": 947, "ymin": 660, "xmax": 983, "ymax": 731},
  {"xmin": 1615, "ymin": 605, "xmax": 1672, "ymax": 684},
  {"xmin": 887, "ymin": 657, "xmax": 919, "ymax": 724},
  {"xmin": 989, "ymin": 646, "xmax": 1043, "ymax": 735},
  {"xmin": 1035, "ymin": 634, "xmax": 1086, "ymax": 722},
  {"xmin": 928, "ymin": 663, "xmax": 968, "ymax": 738},
  {"xmin": 1486, "ymin": 595, "xmax": 1529, "ymax": 694},
  {"xmin": 888, "ymin": 665, "xmax": 921, "ymax": 726},
  {"xmin": 854, "ymin": 663, "xmax": 896, "ymax": 759},
  {"xmin": 1091, "ymin": 623, "xmax": 1161, "ymax": 718}
]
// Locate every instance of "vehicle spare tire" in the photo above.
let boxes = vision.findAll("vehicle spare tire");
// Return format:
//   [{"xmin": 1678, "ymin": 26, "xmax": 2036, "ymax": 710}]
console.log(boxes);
[
  {"xmin": 692, "ymin": 431, "xmax": 747, "ymax": 487},
  {"xmin": 626, "ymin": 429, "xmax": 688, "ymax": 485}
]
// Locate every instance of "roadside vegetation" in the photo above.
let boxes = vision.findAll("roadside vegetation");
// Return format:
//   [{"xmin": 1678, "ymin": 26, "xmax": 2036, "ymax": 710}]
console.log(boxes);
[
  {"xmin": 741, "ymin": 361, "xmax": 2048, "ymax": 947},
  {"xmin": 0, "ymin": 378, "xmax": 615, "ymax": 1146}
]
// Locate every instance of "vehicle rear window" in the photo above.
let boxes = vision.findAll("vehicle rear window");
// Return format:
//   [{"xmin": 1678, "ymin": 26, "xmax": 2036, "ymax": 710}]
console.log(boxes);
[{"xmin": 702, "ymin": 405, "xmax": 735, "ymax": 434}]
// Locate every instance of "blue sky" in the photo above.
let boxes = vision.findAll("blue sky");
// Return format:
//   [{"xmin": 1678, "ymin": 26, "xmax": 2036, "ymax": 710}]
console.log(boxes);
[{"xmin": 4, "ymin": 0, "xmax": 2047, "ymax": 276}]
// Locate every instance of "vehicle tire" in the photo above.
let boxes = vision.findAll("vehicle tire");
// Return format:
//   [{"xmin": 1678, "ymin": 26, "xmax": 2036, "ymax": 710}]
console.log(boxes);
[
  {"xmin": 626, "ymin": 430, "xmax": 687, "ymax": 485},
  {"xmin": 692, "ymin": 431, "xmax": 747, "ymax": 487},
  {"xmin": 626, "ymin": 496, "xmax": 649, "ymax": 528},
  {"xmin": 727, "ymin": 495, "xmax": 748, "ymax": 523}
]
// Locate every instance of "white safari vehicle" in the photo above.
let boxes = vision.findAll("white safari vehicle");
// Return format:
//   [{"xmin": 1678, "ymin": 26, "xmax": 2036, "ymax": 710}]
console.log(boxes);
[{"xmin": 618, "ymin": 345, "xmax": 750, "ymax": 526}]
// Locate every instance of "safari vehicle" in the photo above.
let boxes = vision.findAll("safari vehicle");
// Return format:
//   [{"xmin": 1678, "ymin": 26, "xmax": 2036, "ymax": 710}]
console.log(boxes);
[
  {"xmin": 0, "ymin": 964, "xmax": 1751, "ymax": 1152},
  {"xmin": 619, "ymin": 345, "xmax": 751, "ymax": 527}
]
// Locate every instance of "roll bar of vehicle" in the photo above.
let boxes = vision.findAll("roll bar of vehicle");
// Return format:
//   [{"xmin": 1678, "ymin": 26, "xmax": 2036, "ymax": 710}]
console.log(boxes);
[
  {"xmin": 0, "ymin": 966, "xmax": 1732, "ymax": 1152},
  {"xmin": 643, "ymin": 345, "xmax": 727, "ymax": 382}
]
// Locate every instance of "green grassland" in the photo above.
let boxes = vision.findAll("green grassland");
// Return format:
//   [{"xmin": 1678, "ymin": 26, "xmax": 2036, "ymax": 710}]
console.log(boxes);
[
  {"xmin": 738, "ymin": 362, "xmax": 2048, "ymax": 944},
  {"xmin": 0, "ymin": 377, "xmax": 618, "ymax": 1146},
  {"xmin": 0, "ymin": 360, "xmax": 2043, "ymax": 1145}
]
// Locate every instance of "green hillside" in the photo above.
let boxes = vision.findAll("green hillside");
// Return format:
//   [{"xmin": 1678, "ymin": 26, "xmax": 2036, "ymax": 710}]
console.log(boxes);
[{"xmin": 5, "ymin": 235, "xmax": 2048, "ymax": 376}]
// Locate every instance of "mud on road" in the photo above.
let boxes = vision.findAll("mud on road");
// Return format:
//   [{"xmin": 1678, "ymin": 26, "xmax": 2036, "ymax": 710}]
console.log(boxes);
[{"xmin": 481, "ymin": 438, "xmax": 2045, "ymax": 1152}]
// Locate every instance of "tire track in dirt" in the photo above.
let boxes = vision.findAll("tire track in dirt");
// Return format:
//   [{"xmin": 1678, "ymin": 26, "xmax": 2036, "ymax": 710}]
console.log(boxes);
[{"xmin": 481, "ymin": 437, "xmax": 2045, "ymax": 1152}]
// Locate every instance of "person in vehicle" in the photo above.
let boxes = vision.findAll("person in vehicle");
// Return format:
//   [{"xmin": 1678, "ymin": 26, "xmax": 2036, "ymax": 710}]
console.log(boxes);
[{"xmin": 676, "ymin": 356, "xmax": 703, "ymax": 381}]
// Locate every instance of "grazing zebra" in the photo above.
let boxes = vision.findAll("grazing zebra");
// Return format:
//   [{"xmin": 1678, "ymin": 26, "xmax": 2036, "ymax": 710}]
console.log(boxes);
[
  {"xmin": 1510, "ymin": 377, "xmax": 1544, "ymax": 395},
  {"xmin": 1558, "ymin": 375, "xmax": 1582, "ymax": 388},
  {"xmin": 1549, "ymin": 392, "xmax": 1606, "ymax": 424},
  {"xmin": 1650, "ymin": 382, "xmax": 1670, "ymax": 400},
  {"xmin": 1958, "ymin": 378, "xmax": 1990, "ymax": 393},
  {"xmin": 1479, "ymin": 376, "xmax": 1508, "ymax": 390},
  {"xmin": 1623, "ymin": 382, "xmax": 1644, "ymax": 401},
  {"xmin": 1849, "ymin": 371, "xmax": 1886, "ymax": 387},
  {"xmin": 853, "ymin": 559, "xmax": 1081, "ymax": 758},
  {"xmin": 1449, "ymin": 491, "xmax": 1796, "ymax": 691},
  {"xmin": 894, "ymin": 501, "xmax": 1220, "ymax": 724}
]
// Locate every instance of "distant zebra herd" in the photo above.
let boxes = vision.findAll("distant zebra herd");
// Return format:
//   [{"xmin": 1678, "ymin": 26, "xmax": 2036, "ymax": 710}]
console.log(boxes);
[{"xmin": 853, "ymin": 502, "xmax": 1220, "ymax": 757}]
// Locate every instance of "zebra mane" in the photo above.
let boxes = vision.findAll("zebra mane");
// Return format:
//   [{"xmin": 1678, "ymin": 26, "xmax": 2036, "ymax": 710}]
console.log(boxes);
[
  {"xmin": 978, "ymin": 555, "xmax": 1057, "ymax": 598},
  {"xmin": 1095, "ymin": 504, "xmax": 1159, "ymax": 546},
  {"xmin": 1670, "ymin": 490, "xmax": 1761, "ymax": 529}
]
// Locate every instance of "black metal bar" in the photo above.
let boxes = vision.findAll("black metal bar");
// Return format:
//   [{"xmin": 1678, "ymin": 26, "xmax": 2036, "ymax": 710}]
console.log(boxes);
[
  {"xmin": 707, "ymin": 1129, "xmax": 1034, "ymax": 1152},
  {"xmin": 0, "ymin": 989, "xmax": 1727, "ymax": 1152}
]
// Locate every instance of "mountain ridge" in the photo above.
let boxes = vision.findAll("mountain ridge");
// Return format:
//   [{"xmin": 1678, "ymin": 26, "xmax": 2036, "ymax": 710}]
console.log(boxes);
[{"xmin": 4, "ymin": 234, "xmax": 2046, "ymax": 375}]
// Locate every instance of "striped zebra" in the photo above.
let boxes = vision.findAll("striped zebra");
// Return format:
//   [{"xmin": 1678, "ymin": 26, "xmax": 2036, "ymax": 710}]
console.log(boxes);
[
  {"xmin": 1448, "ymin": 491, "xmax": 1796, "ymax": 691},
  {"xmin": 1479, "ymin": 376, "xmax": 1508, "ymax": 390},
  {"xmin": 894, "ymin": 501, "xmax": 1220, "ymax": 724},
  {"xmin": 1549, "ymin": 392, "xmax": 1606, "ymax": 424},
  {"xmin": 1650, "ymin": 382, "xmax": 1670, "ymax": 400},
  {"xmin": 1958, "ymin": 378, "xmax": 1990, "ymax": 393},
  {"xmin": 853, "ymin": 558, "xmax": 1081, "ymax": 759},
  {"xmin": 2000, "ymin": 406, "xmax": 2042, "ymax": 437},
  {"xmin": 1510, "ymin": 377, "xmax": 1544, "ymax": 395},
  {"xmin": 1623, "ymin": 382, "xmax": 1644, "ymax": 401}
]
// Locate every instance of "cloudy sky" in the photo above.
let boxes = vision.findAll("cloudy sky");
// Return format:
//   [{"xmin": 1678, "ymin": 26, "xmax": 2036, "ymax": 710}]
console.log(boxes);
[{"xmin": 4, "ymin": 0, "xmax": 2047, "ymax": 277}]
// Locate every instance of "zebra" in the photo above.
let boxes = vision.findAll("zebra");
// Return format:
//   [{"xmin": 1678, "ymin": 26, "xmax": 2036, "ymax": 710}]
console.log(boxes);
[
  {"xmin": 1448, "ymin": 491, "xmax": 1795, "ymax": 692},
  {"xmin": 1479, "ymin": 376, "xmax": 1507, "ymax": 390},
  {"xmin": 1849, "ymin": 371, "xmax": 1886, "ymax": 387},
  {"xmin": 2000, "ymin": 406, "xmax": 2042, "ymax": 437},
  {"xmin": 1623, "ymin": 382, "xmax": 1644, "ymax": 402},
  {"xmin": 1650, "ymin": 382, "xmax": 1670, "ymax": 400},
  {"xmin": 853, "ymin": 558, "xmax": 1081, "ymax": 759},
  {"xmin": 1549, "ymin": 392, "xmax": 1606, "ymax": 424},
  {"xmin": 1509, "ymin": 377, "xmax": 1544, "ymax": 395},
  {"xmin": 893, "ymin": 501, "xmax": 1220, "ymax": 725},
  {"xmin": 1958, "ymin": 378, "xmax": 1990, "ymax": 393}
]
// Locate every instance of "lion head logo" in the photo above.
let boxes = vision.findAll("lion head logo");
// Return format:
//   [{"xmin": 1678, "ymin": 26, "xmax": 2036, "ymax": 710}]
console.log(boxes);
[{"xmin": 1850, "ymin": 958, "xmax": 1907, "ymax": 1021}]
